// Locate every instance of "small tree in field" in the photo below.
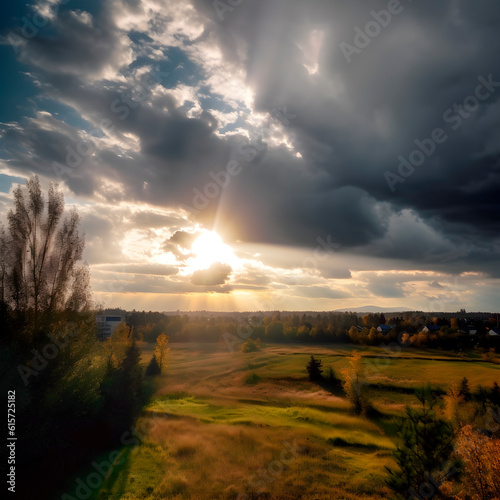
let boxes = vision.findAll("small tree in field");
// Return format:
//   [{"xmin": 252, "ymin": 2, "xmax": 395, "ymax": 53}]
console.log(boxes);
[
  {"xmin": 121, "ymin": 338, "xmax": 142, "ymax": 402},
  {"xmin": 105, "ymin": 322, "xmax": 133, "ymax": 367},
  {"xmin": 145, "ymin": 353, "xmax": 161, "ymax": 376},
  {"xmin": 342, "ymin": 350, "xmax": 368, "ymax": 414},
  {"xmin": 326, "ymin": 366, "xmax": 341, "ymax": 388},
  {"xmin": 154, "ymin": 332, "xmax": 170, "ymax": 372},
  {"xmin": 443, "ymin": 382, "xmax": 476, "ymax": 427},
  {"xmin": 241, "ymin": 338, "xmax": 260, "ymax": 352},
  {"xmin": 459, "ymin": 377, "xmax": 472, "ymax": 401},
  {"xmin": 306, "ymin": 355, "xmax": 323, "ymax": 381},
  {"xmin": 100, "ymin": 326, "xmax": 143, "ymax": 433},
  {"xmin": 491, "ymin": 381, "xmax": 500, "ymax": 406},
  {"xmin": 386, "ymin": 386, "xmax": 458, "ymax": 499}
]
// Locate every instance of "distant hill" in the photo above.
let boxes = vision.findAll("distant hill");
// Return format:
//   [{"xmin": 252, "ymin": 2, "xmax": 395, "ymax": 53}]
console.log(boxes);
[
  {"xmin": 333, "ymin": 305, "xmax": 415, "ymax": 313},
  {"xmin": 162, "ymin": 306, "xmax": 418, "ymax": 317}
]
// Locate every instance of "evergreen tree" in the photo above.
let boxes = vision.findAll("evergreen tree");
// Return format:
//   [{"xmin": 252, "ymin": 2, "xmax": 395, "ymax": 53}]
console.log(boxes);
[
  {"xmin": 145, "ymin": 353, "xmax": 161, "ymax": 376},
  {"xmin": 99, "ymin": 335, "xmax": 143, "ymax": 438},
  {"xmin": 326, "ymin": 366, "xmax": 341, "ymax": 388},
  {"xmin": 120, "ymin": 338, "xmax": 143, "ymax": 409},
  {"xmin": 491, "ymin": 382, "xmax": 500, "ymax": 406},
  {"xmin": 306, "ymin": 355, "xmax": 323, "ymax": 381},
  {"xmin": 386, "ymin": 386, "xmax": 459, "ymax": 499},
  {"xmin": 459, "ymin": 377, "xmax": 472, "ymax": 401}
]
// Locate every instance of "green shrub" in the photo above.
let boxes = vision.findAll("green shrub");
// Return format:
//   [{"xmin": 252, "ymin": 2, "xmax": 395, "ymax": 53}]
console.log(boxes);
[{"xmin": 241, "ymin": 339, "xmax": 260, "ymax": 352}]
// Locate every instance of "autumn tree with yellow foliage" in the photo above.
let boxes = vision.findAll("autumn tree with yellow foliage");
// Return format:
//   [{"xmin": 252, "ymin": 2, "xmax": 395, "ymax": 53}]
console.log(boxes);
[
  {"xmin": 343, "ymin": 350, "xmax": 371, "ymax": 414},
  {"xmin": 443, "ymin": 381, "xmax": 477, "ymax": 428},
  {"xmin": 154, "ymin": 332, "xmax": 170, "ymax": 373},
  {"xmin": 453, "ymin": 425, "xmax": 500, "ymax": 500}
]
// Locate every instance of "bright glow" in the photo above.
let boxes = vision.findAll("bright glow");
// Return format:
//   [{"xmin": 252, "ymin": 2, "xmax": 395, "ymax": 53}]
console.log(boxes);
[
  {"xmin": 184, "ymin": 230, "xmax": 240, "ymax": 273},
  {"xmin": 300, "ymin": 29, "xmax": 323, "ymax": 76}
]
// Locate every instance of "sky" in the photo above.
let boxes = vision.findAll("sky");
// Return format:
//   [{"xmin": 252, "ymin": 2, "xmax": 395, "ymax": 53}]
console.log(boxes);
[{"xmin": 0, "ymin": 0, "xmax": 499, "ymax": 312}]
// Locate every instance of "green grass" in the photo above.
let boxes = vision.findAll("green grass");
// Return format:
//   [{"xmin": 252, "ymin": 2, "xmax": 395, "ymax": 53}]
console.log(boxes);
[
  {"xmin": 146, "ymin": 395, "xmax": 394, "ymax": 449},
  {"xmin": 88, "ymin": 342, "xmax": 500, "ymax": 499},
  {"xmin": 96, "ymin": 444, "xmax": 166, "ymax": 500}
]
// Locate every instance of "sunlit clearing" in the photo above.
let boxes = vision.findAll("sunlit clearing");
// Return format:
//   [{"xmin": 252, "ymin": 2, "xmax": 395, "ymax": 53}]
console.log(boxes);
[{"xmin": 184, "ymin": 230, "xmax": 240, "ymax": 273}]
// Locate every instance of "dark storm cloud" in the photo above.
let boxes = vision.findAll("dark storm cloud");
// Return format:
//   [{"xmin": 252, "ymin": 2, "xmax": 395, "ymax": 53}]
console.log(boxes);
[
  {"xmin": 196, "ymin": 0, "xmax": 500, "ymax": 272},
  {"xmin": 1, "ymin": 0, "xmax": 500, "ymax": 281},
  {"xmin": 212, "ymin": 156, "xmax": 390, "ymax": 246},
  {"xmin": 11, "ymin": 4, "xmax": 132, "ymax": 78},
  {"xmin": 0, "ymin": 76, "xmax": 231, "ymax": 203}
]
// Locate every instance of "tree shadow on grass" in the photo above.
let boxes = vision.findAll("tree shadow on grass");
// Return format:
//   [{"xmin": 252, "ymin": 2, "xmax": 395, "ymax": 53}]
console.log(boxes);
[
  {"xmin": 318, "ymin": 377, "xmax": 344, "ymax": 397},
  {"xmin": 96, "ymin": 447, "xmax": 133, "ymax": 500}
]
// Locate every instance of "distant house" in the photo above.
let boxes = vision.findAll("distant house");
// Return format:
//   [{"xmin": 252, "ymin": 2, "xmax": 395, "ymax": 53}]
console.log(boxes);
[
  {"xmin": 489, "ymin": 327, "xmax": 500, "ymax": 337},
  {"xmin": 459, "ymin": 327, "xmax": 477, "ymax": 335},
  {"xmin": 421, "ymin": 325, "xmax": 441, "ymax": 334},
  {"xmin": 96, "ymin": 315, "xmax": 125, "ymax": 340},
  {"xmin": 354, "ymin": 325, "xmax": 364, "ymax": 333},
  {"xmin": 377, "ymin": 325, "xmax": 392, "ymax": 334}
]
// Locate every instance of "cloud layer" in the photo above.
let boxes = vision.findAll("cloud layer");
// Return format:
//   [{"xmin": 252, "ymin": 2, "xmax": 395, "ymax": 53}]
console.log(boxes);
[{"xmin": 0, "ymin": 0, "xmax": 499, "ymax": 311}]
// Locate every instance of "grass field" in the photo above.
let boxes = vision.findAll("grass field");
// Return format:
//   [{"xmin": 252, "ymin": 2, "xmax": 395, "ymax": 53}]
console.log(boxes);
[{"xmin": 77, "ymin": 342, "xmax": 500, "ymax": 500}]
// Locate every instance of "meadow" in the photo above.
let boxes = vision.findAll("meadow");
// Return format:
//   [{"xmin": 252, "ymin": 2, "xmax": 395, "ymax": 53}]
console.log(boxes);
[{"xmin": 75, "ymin": 342, "xmax": 500, "ymax": 500}]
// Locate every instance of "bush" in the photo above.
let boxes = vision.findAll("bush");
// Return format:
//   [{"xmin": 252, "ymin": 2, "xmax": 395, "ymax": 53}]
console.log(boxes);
[
  {"xmin": 241, "ymin": 339, "xmax": 260, "ymax": 352},
  {"xmin": 455, "ymin": 425, "xmax": 500, "ymax": 499}
]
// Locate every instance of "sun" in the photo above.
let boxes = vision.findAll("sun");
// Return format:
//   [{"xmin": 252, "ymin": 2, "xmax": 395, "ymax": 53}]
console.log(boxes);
[{"xmin": 184, "ymin": 230, "xmax": 240, "ymax": 273}]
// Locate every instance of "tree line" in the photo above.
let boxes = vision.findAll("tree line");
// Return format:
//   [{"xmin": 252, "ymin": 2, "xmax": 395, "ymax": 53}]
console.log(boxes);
[{"xmin": 115, "ymin": 309, "xmax": 500, "ymax": 352}]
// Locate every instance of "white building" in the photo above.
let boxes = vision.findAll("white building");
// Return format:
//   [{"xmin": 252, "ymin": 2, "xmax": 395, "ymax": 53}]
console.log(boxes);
[
  {"xmin": 96, "ymin": 315, "xmax": 125, "ymax": 340},
  {"xmin": 489, "ymin": 327, "xmax": 500, "ymax": 337},
  {"xmin": 377, "ymin": 325, "xmax": 392, "ymax": 334}
]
